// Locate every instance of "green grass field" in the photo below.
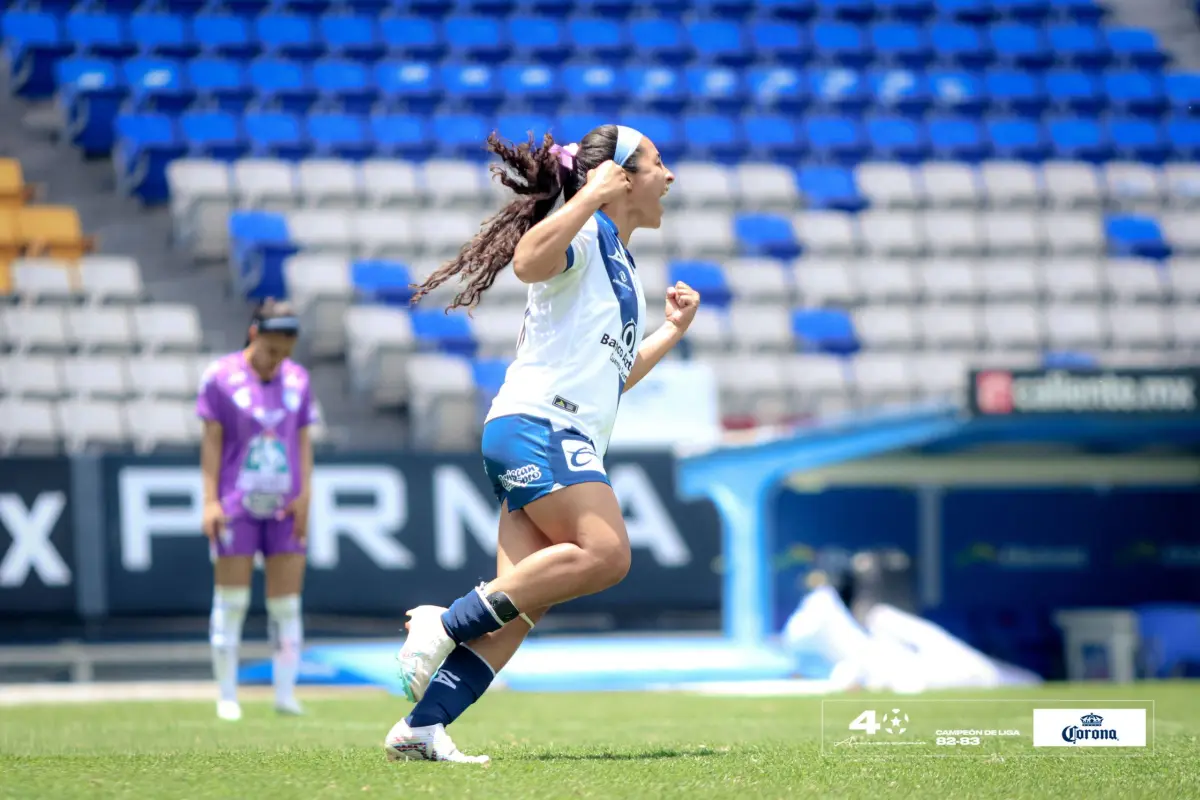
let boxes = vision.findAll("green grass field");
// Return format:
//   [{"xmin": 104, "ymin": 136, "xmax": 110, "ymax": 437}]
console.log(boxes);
[{"xmin": 2, "ymin": 682, "xmax": 1197, "ymax": 799}]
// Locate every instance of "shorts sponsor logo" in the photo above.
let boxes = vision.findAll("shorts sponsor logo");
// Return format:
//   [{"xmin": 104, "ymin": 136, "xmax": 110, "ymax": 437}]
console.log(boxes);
[
  {"xmin": 498, "ymin": 465, "xmax": 542, "ymax": 491},
  {"xmin": 563, "ymin": 439, "xmax": 604, "ymax": 474}
]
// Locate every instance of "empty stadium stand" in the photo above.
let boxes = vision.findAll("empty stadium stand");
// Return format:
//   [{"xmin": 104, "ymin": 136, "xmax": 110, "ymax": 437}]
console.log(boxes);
[{"xmin": 3, "ymin": 0, "xmax": 1200, "ymax": 449}]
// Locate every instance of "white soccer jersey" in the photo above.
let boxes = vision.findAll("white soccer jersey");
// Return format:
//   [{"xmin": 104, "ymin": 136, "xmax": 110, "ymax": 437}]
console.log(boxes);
[{"xmin": 486, "ymin": 210, "xmax": 648, "ymax": 456}]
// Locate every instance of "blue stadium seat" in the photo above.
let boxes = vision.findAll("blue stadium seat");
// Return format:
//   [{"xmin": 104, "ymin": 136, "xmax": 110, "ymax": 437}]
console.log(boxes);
[
  {"xmin": 557, "ymin": 112, "xmax": 606, "ymax": 142},
  {"xmin": 1165, "ymin": 73, "xmax": 1200, "ymax": 116},
  {"xmin": 472, "ymin": 358, "xmax": 512, "ymax": 401},
  {"xmin": 867, "ymin": 115, "xmax": 928, "ymax": 161},
  {"xmin": 791, "ymin": 308, "xmax": 859, "ymax": 355},
  {"xmin": 870, "ymin": 22, "xmax": 932, "ymax": 67},
  {"xmin": 746, "ymin": 66, "xmax": 807, "ymax": 112},
  {"xmin": 440, "ymin": 63, "xmax": 502, "ymax": 114},
  {"xmin": 375, "ymin": 61, "xmax": 442, "ymax": 114},
  {"xmin": 928, "ymin": 70, "xmax": 986, "ymax": 113},
  {"xmin": 1047, "ymin": 117, "xmax": 1111, "ymax": 162},
  {"xmin": 757, "ymin": 0, "xmax": 818, "ymax": 19},
  {"xmin": 743, "ymin": 114, "xmax": 806, "ymax": 162},
  {"xmin": 495, "ymin": 112, "xmax": 554, "ymax": 145},
  {"xmin": 352, "ymin": 260, "xmax": 413, "ymax": 305},
  {"xmin": 992, "ymin": 0, "xmax": 1051, "ymax": 22},
  {"xmin": 928, "ymin": 23, "xmax": 990, "ymax": 67},
  {"xmin": 989, "ymin": 23, "xmax": 1051, "ymax": 69},
  {"xmin": 1167, "ymin": 118, "xmax": 1200, "ymax": 160},
  {"xmin": 869, "ymin": 68, "xmax": 931, "ymax": 113},
  {"xmin": 368, "ymin": 113, "xmax": 434, "ymax": 159},
  {"xmin": 1054, "ymin": 0, "xmax": 1104, "ymax": 23},
  {"xmin": 734, "ymin": 213, "xmax": 801, "ymax": 259},
  {"xmin": 668, "ymin": 261, "xmax": 732, "ymax": 306},
  {"xmin": 255, "ymin": 14, "xmax": 322, "ymax": 61},
  {"xmin": 693, "ymin": 0, "xmax": 757, "ymax": 18},
  {"xmin": 56, "ymin": 57, "xmax": 126, "ymax": 154},
  {"xmin": 66, "ymin": 12, "xmax": 135, "ymax": 60},
  {"xmin": 811, "ymin": 22, "xmax": 871, "ymax": 67},
  {"xmin": 249, "ymin": 58, "xmax": 317, "ymax": 115},
  {"xmin": 507, "ymin": 16, "xmax": 571, "ymax": 64},
  {"xmin": 180, "ymin": 110, "xmax": 247, "ymax": 161},
  {"xmin": 125, "ymin": 57, "xmax": 192, "ymax": 115},
  {"xmin": 459, "ymin": 0, "xmax": 519, "ymax": 15},
  {"xmin": 410, "ymin": 309, "xmax": 477, "ymax": 357},
  {"xmin": 874, "ymin": 0, "xmax": 936, "ymax": 20},
  {"xmin": 192, "ymin": 14, "xmax": 258, "ymax": 61},
  {"xmin": 628, "ymin": 19, "xmax": 692, "ymax": 65},
  {"xmin": 563, "ymin": 64, "xmax": 625, "ymax": 114},
  {"xmin": 1046, "ymin": 24, "xmax": 1110, "ymax": 69},
  {"xmin": 1106, "ymin": 214, "xmax": 1169, "ymax": 260},
  {"xmin": 819, "ymin": 0, "xmax": 875, "ymax": 21},
  {"xmin": 186, "ymin": 58, "xmax": 251, "ymax": 113},
  {"xmin": 987, "ymin": 117, "xmax": 1049, "ymax": 160},
  {"xmin": 1044, "ymin": 70, "xmax": 1103, "ymax": 114},
  {"xmin": 688, "ymin": 20, "xmax": 752, "ymax": 66},
  {"xmin": 805, "ymin": 115, "xmax": 867, "ymax": 162},
  {"xmin": 583, "ymin": 0, "xmax": 639, "ymax": 16},
  {"xmin": 379, "ymin": 16, "xmax": 444, "ymax": 62},
  {"xmin": 308, "ymin": 112, "xmax": 374, "ymax": 160},
  {"xmin": 797, "ymin": 164, "xmax": 866, "ymax": 211},
  {"xmin": 129, "ymin": 12, "xmax": 198, "ymax": 60},
  {"xmin": 809, "ymin": 68, "xmax": 868, "ymax": 111},
  {"xmin": 985, "ymin": 69, "xmax": 1046, "ymax": 115},
  {"xmin": 500, "ymin": 64, "xmax": 565, "ymax": 114},
  {"xmin": 113, "ymin": 113, "xmax": 186, "ymax": 203},
  {"xmin": 244, "ymin": 111, "xmax": 311, "ymax": 160},
  {"xmin": 868, "ymin": 69, "xmax": 931, "ymax": 113},
  {"xmin": 934, "ymin": 0, "xmax": 992, "ymax": 22},
  {"xmin": 444, "ymin": 15, "xmax": 510, "ymax": 63},
  {"xmin": 619, "ymin": 113, "xmax": 683, "ymax": 161},
  {"xmin": 568, "ymin": 17, "xmax": 630, "ymax": 62},
  {"xmin": 683, "ymin": 113, "xmax": 744, "ymax": 161},
  {"xmin": 1108, "ymin": 118, "xmax": 1168, "ymax": 163},
  {"xmin": 625, "ymin": 66, "xmax": 687, "ymax": 114},
  {"xmin": 433, "ymin": 113, "xmax": 492, "ymax": 159},
  {"xmin": 927, "ymin": 115, "xmax": 988, "ymax": 160},
  {"xmin": 1106, "ymin": 28, "xmax": 1167, "ymax": 69},
  {"xmin": 312, "ymin": 59, "xmax": 377, "ymax": 116},
  {"xmin": 318, "ymin": 15, "xmax": 385, "ymax": 63},
  {"xmin": 2, "ymin": 10, "xmax": 71, "ymax": 97},
  {"xmin": 1104, "ymin": 71, "xmax": 1167, "ymax": 117},
  {"xmin": 750, "ymin": 21, "xmax": 809, "ymax": 62},
  {"xmin": 687, "ymin": 66, "xmax": 747, "ymax": 113}
]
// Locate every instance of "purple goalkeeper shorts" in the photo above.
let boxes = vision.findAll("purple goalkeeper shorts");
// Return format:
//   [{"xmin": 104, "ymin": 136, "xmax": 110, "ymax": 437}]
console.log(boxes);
[{"xmin": 212, "ymin": 516, "xmax": 305, "ymax": 560}]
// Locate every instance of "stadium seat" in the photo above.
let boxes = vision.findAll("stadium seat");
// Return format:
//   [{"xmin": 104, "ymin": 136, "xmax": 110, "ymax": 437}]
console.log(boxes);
[
  {"xmin": 1106, "ymin": 214, "xmax": 1170, "ymax": 260},
  {"xmin": 734, "ymin": 212, "xmax": 801, "ymax": 258},
  {"xmin": 0, "ymin": 159, "xmax": 31, "ymax": 210},
  {"xmin": 798, "ymin": 165, "xmax": 867, "ymax": 210},
  {"xmin": 18, "ymin": 206, "xmax": 91, "ymax": 262},
  {"xmin": 792, "ymin": 308, "xmax": 860, "ymax": 354}
]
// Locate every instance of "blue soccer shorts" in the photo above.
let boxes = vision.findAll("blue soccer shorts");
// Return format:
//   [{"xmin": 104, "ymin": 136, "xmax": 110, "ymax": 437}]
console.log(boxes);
[{"xmin": 481, "ymin": 413, "xmax": 611, "ymax": 512}]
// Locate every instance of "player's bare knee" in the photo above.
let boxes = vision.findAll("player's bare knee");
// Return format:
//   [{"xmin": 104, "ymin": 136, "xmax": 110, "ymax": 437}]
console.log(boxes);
[{"xmin": 591, "ymin": 543, "xmax": 631, "ymax": 590}]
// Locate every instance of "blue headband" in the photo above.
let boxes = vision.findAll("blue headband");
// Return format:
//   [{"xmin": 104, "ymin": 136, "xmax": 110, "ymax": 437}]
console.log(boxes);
[{"xmin": 613, "ymin": 125, "xmax": 644, "ymax": 167}]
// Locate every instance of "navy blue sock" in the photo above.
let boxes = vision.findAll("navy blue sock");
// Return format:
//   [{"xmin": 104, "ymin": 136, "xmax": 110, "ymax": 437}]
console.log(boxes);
[
  {"xmin": 440, "ymin": 588, "xmax": 505, "ymax": 644},
  {"xmin": 405, "ymin": 646, "xmax": 495, "ymax": 728}
]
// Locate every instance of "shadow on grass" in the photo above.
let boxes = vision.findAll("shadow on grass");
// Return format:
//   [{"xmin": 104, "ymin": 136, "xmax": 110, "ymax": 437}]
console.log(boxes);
[{"xmin": 510, "ymin": 747, "xmax": 727, "ymax": 763}]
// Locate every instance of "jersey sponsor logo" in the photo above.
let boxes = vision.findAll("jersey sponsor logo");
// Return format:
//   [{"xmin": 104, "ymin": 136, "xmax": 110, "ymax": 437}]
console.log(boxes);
[
  {"xmin": 498, "ymin": 464, "xmax": 542, "ymax": 490},
  {"xmin": 562, "ymin": 439, "xmax": 605, "ymax": 474},
  {"xmin": 599, "ymin": 319, "xmax": 638, "ymax": 381}
]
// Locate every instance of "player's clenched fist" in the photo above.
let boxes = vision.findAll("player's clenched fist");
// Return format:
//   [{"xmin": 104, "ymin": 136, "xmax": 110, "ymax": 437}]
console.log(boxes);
[
  {"xmin": 664, "ymin": 281, "xmax": 700, "ymax": 332},
  {"xmin": 583, "ymin": 160, "xmax": 633, "ymax": 206}
]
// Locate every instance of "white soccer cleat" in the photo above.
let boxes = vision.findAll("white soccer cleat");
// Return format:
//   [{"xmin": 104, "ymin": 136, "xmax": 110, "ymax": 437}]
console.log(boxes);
[
  {"xmin": 383, "ymin": 719, "xmax": 490, "ymax": 764},
  {"xmin": 395, "ymin": 605, "xmax": 455, "ymax": 703},
  {"xmin": 275, "ymin": 698, "xmax": 304, "ymax": 716},
  {"xmin": 216, "ymin": 700, "xmax": 242, "ymax": 721}
]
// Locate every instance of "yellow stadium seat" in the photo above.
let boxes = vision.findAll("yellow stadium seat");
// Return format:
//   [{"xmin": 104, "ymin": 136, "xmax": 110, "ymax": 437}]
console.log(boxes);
[
  {"xmin": 0, "ymin": 159, "xmax": 32, "ymax": 209},
  {"xmin": 18, "ymin": 205, "xmax": 93, "ymax": 261}
]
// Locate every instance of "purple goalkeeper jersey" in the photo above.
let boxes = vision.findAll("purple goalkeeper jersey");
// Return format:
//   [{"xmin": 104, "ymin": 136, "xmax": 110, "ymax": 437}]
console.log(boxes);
[{"xmin": 195, "ymin": 352, "xmax": 318, "ymax": 521}]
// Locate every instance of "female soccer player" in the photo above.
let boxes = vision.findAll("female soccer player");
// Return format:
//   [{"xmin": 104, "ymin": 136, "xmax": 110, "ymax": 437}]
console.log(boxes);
[
  {"xmin": 384, "ymin": 124, "xmax": 698, "ymax": 763},
  {"xmin": 197, "ymin": 299, "xmax": 317, "ymax": 721}
]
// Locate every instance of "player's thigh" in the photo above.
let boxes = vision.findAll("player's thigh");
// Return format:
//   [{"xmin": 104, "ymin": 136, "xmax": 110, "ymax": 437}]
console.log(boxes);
[
  {"xmin": 497, "ymin": 501, "xmax": 554, "ymax": 620},
  {"xmin": 264, "ymin": 553, "xmax": 306, "ymax": 598},
  {"xmin": 214, "ymin": 556, "xmax": 254, "ymax": 587},
  {"xmin": 521, "ymin": 481, "xmax": 629, "ymax": 566}
]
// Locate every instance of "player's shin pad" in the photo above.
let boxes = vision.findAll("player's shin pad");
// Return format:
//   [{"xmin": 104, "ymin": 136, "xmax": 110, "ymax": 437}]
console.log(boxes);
[{"xmin": 476, "ymin": 586, "xmax": 535, "ymax": 630}]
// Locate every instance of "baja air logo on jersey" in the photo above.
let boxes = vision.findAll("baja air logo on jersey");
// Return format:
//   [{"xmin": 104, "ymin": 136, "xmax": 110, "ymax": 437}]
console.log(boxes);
[
  {"xmin": 562, "ymin": 439, "xmax": 605, "ymax": 474},
  {"xmin": 499, "ymin": 464, "xmax": 542, "ymax": 491},
  {"xmin": 595, "ymin": 212, "xmax": 641, "ymax": 394}
]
